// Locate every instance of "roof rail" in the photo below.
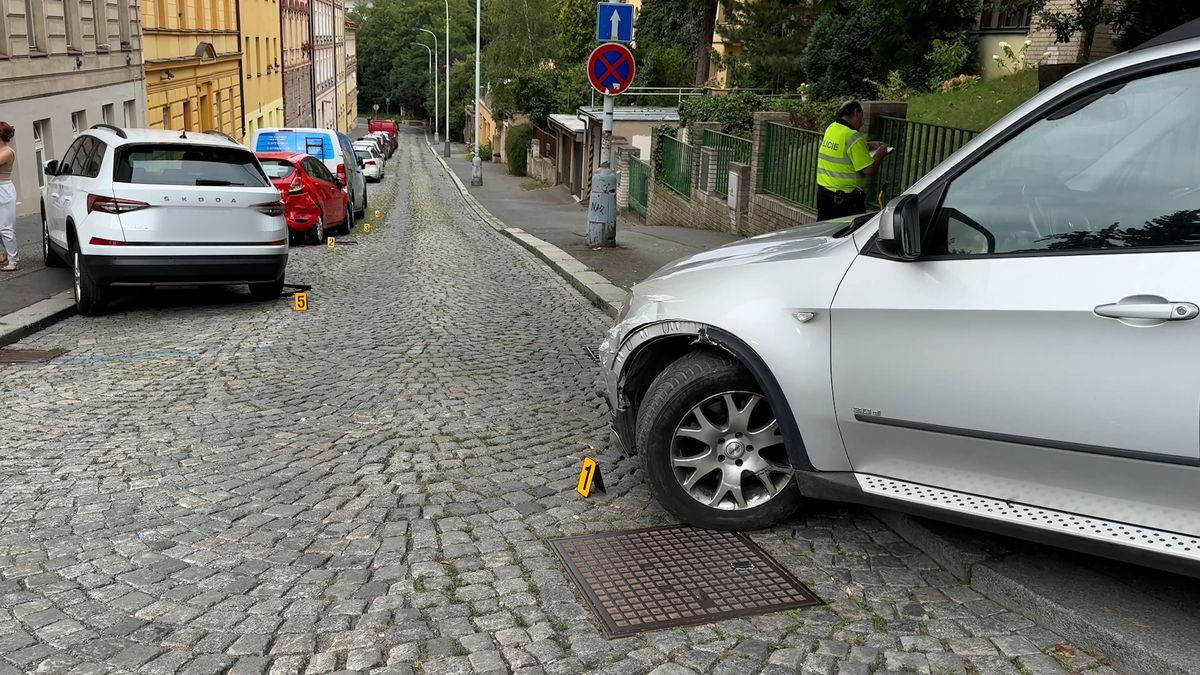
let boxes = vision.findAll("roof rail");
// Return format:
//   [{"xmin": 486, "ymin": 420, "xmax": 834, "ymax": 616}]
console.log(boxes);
[
  {"xmin": 90, "ymin": 123, "xmax": 128, "ymax": 139},
  {"xmin": 202, "ymin": 129, "xmax": 239, "ymax": 143}
]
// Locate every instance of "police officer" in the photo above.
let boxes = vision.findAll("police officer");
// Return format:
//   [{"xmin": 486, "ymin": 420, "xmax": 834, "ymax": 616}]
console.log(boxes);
[{"xmin": 815, "ymin": 101, "xmax": 888, "ymax": 221}]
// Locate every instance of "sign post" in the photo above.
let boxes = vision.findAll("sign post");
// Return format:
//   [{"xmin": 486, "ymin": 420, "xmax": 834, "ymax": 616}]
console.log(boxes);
[{"xmin": 585, "ymin": 25, "xmax": 635, "ymax": 249}]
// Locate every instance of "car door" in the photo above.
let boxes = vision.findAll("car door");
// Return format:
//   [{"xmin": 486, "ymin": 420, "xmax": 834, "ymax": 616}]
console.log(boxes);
[
  {"xmin": 304, "ymin": 157, "xmax": 342, "ymax": 223},
  {"xmin": 47, "ymin": 137, "xmax": 87, "ymax": 246},
  {"xmin": 831, "ymin": 61, "xmax": 1200, "ymax": 537}
]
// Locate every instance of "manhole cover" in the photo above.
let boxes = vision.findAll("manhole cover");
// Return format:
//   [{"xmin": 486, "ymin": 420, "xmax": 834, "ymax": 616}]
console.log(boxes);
[
  {"xmin": 550, "ymin": 525, "xmax": 821, "ymax": 637},
  {"xmin": 0, "ymin": 349, "xmax": 65, "ymax": 364}
]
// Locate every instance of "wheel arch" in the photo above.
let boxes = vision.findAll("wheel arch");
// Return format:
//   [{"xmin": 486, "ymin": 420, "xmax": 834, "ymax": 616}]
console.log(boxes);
[{"xmin": 616, "ymin": 322, "xmax": 816, "ymax": 472}]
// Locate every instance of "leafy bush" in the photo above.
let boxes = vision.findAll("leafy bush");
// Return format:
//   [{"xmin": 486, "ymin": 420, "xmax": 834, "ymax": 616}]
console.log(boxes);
[
  {"xmin": 505, "ymin": 124, "xmax": 534, "ymax": 176},
  {"xmin": 939, "ymin": 74, "xmax": 980, "ymax": 93},
  {"xmin": 926, "ymin": 32, "xmax": 980, "ymax": 89},
  {"xmin": 770, "ymin": 99, "xmax": 838, "ymax": 132},
  {"xmin": 803, "ymin": 1, "xmax": 883, "ymax": 101},
  {"xmin": 678, "ymin": 91, "xmax": 768, "ymax": 137},
  {"xmin": 866, "ymin": 71, "xmax": 917, "ymax": 101}
]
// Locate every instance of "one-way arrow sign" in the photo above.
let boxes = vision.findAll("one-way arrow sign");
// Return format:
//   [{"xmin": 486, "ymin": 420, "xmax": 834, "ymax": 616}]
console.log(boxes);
[{"xmin": 596, "ymin": 2, "xmax": 634, "ymax": 43}]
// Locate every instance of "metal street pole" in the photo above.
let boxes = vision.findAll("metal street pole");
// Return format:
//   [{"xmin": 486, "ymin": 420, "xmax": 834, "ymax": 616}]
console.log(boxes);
[
  {"xmin": 586, "ymin": 93, "xmax": 616, "ymax": 248},
  {"xmin": 444, "ymin": 0, "xmax": 451, "ymax": 157},
  {"xmin": 418, "ymin": 29, "xmax": 440, "ymax": 145},
  {"xmin": 470, "ymin": 0, "xmax": 482, "ymax": 186},
  {"xmin": 416, "ymin": 42, "xmax": 433, "ymax": 134}
]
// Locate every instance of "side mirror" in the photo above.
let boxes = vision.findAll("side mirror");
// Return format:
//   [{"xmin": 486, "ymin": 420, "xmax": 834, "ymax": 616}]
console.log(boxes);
[
  {"xmin": 876, "ymin": 194, "xmax": 921, "ymax": 261},
  {"xmin": 356, "ymin": 157, "xmax": 364, "ymax": 169},
  {"xmin": 43, "ymin": 160, "xmax": 59, "ymax": 177}
]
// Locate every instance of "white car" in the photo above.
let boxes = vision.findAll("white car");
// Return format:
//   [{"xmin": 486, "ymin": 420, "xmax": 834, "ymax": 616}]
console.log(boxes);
[
  {"xmin": 353, "ymin": 145, "xmax": 384, "ymax": 182},
  {"xmin": 40, "ymin": 125, "xmax": 287, "ymax": 315},
  {"xmin": 601, "ymin": 30, "xmax": 1200, "ymax": 576}
]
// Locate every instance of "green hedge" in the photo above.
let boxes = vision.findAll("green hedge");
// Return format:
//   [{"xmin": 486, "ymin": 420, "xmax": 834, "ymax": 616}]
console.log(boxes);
[{"xmin": 505, "ymin": 124, "xmax": 534, "ymax": 177}]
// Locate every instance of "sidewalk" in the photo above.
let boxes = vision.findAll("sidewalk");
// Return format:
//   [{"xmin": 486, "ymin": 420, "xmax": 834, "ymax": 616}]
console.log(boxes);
[
  {"xmin": 441, "ymin": 142, "xmax": 738, "ymax": 290},
  {"xmin": 0, "ymin": 212, "xmax": 72, "ymax": 315}
]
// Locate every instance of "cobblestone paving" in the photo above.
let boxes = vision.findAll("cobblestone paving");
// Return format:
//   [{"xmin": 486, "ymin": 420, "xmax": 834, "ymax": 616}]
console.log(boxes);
[{"xmin": 0, "ymin": 130, "xmax": 1109, "ymax": 675}]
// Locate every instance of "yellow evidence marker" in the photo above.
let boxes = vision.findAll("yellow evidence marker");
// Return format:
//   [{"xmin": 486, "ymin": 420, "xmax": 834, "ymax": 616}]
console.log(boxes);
[
  {"xmin": 327, "ymin": 236, "xmax": 336, "ymax": 249},
  {"xmin": 293, "ymin": 292, "xmax": 309, "ymax": 312},
  {"xmin": 363, "ymin": 222, "xmax": 372, "ymax": 234},
  {"xmin": 576, "ymin": 456, "xmax": 606, "ymax": 497},
  {"xmin": 374, "ymin": 209, "xmax": 381, "ymax": 219}
]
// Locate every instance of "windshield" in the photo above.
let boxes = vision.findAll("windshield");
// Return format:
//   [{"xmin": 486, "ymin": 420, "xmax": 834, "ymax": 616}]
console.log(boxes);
[
  {"xmin": 114, "ymin": 145, "xmax": 270, "ymax": 187},
  {"xmin": 259, "ymin": 159, "xmax": 296, "ymax": 180},
  {"xmin": 355, "ymin": 150, "xmax": 372, "ymax": 161}
]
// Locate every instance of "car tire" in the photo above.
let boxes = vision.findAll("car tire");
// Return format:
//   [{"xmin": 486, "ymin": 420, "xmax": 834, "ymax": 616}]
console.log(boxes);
[
  {"xmin": 249, "ymin": 274, "xmax": 285, "ymax": 300},
  {"xmin": 355, "ymin": 189, "xmax": 366, "ymax": 219},
  {"xmin": 72, "ymin": 243, "xmax": 107, "ymax": 316},
  {"xmin": 341, "ymin": 199, "xmax": 354, "ymax": 234},
  {"xmin": 305, "ymin": 214, "xmax": 325, "ymax": 245},
  {"xmin": 635, "ymin": 350, "xmax": 800, "ymax": 530},
  {"xmin": 42, "ymin": 208, "xmax": 66, "ymax": 268}
]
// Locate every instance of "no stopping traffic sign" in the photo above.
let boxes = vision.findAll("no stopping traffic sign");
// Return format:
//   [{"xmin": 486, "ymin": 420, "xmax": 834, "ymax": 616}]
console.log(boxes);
[{"xmin": 587, "ymin": 43, "xmax": 636, "ymax": 96}]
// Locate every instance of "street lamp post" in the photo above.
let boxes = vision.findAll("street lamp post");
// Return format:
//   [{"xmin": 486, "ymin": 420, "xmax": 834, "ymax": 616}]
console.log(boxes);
[
  {"xmin": 470, "ymin": 0, "xmax": 482, "ymax": 186},
  {"xmin": 442, "ymin": 0, "xmax": 451, "ymax": 157},
  {"xmin": 418, "ymin": 28, "xmax": 440, "ymax": 145},
  {"xmin": 416, "ymin": 42, "xmax": 433, "ymax": 136}
]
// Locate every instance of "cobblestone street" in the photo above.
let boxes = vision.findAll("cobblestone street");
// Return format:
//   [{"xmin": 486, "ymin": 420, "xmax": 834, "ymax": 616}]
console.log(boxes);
[{"xmin": 0, "ymin": 130, "xmax": 1104, "ymax": 675}]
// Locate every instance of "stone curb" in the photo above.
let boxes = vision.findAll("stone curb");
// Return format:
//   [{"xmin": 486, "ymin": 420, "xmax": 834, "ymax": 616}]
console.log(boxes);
[
  {"xmin": 875, "ymin": 509, "xmax": 1197, "ymax": 675},
  {"xmin": 0, "ymin": 290, "xmax": 77, "ymax": 348},
  {"xmin": 424, "ymin": 138, "xmax": 627, "ymax": 319}
]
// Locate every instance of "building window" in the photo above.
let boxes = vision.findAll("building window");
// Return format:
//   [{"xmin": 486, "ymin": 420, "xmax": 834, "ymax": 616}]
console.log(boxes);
[
  {"xmin": 155, "ymin": 0, "xmax": 167, "ymax": 29},
  {"xmin": 64, "ymin": 0, "xmax": 81, "ymax": 50},
  {"xmin": 117, "ymin": 0, "xmax": 131, "ymax": 47},
  {"xmin": 93, "ymin": 0, "xmax": 111, "ymax": 48},
  {"xmin": 24, "ymin": 0, "xmax": 42, "ymax": 50},
  {"xmin": 215, "ymin": 91, "xmax": 223, "ymax": 131},
  {"xmin": 183, "ymin": 99, "xmax": 193, "ymax": 130},
  {"xmin": 32, "ymin": 120, "xmax": 48, "ymax": 188},
  {"xmin": 102, "ymin": 104, "xmax": 114, "ymax": 125},
  {"xmin": 255, "ymin": 37, "xmax": 261, "ymax": 75},
  {"xmin": 72, "ymin": 111, "xmax": 87, "ymax": 136},
  {"xmin": 979, "ymin": 0, "xmax": 1032, "ymax": 31},
  {"xmin": 123, "ymin": 99, "xmax": 136, "ymax": 126},
  {"xmin": 162, "ymin": 105, "xmax": 171, "ymax": 129}
]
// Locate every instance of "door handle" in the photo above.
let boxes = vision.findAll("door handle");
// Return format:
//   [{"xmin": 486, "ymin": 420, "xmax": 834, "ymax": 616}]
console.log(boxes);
[{"xmin": 1094, "ymin": 302, "xmax": 1198, "ymax": 321}]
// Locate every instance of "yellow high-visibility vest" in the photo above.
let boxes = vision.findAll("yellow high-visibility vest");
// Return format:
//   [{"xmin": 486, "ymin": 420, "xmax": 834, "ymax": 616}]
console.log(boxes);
[{"xmin": 816, "ymin": 120, "xmax": 873, "ymax": 193}]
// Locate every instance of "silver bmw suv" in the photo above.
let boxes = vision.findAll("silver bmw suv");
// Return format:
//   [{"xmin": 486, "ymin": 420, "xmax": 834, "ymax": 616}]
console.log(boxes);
[{"xmin": 600, "ymin": 29, "xmax": 1200, "ymax": 575}]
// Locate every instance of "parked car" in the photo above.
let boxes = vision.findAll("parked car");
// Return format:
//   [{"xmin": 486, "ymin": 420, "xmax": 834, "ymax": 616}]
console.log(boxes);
[
  {"xmin": 599, "ymin": 29, "xmax": 1200, "ymax": 576},
  {"xmin": 40, "ymin": 126, "xmax": 287, "ymax": 315},
  {"xmin": 368, "ymin": 118, "xmax": 399, "ymax": 142},
  {"xmin": 250, "ymin": 127, "xmax": 367, "ymax": 222},
  {"xmin": 257, "ymin": 151, "xmax": 352, "ymax": 242},
  {"xmin": 352, "ymin": 146, "xmax": 384, "ymax": 182},
  {"xmin": 357, "ymin": 134, "xmax": 388, "ymax": 160},
  {"xmin": 367, "ymin": 131, "xmax": 395, "ymax": 158}
]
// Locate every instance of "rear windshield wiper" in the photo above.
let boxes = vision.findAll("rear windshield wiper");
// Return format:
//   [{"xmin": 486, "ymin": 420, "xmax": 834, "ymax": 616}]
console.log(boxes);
[{"xmin": 195, "ymin": 179, "xmax": 243, "ymax": 186}]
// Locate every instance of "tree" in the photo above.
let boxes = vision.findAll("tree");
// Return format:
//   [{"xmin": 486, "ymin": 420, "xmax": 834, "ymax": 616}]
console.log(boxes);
[
  {"xmin": 483, "ymin": 0, "xmax": 559, "ymax": 82},
  {"xmin": 1111, "ymin": 0, "xmax": 1200, "ymax": 51},
  {"xmin": 694, "ymin": 0, "xmax": 719, "ymax": 86},
  {"xmin": 635, "ymin": 0, "xmax": 703, "ymax": 58},
  {"xmin": 718, "ymin": 0, "xmax": 818, "ymax": 92},
  {"xmin": 558, "ymin": 0, "xmax": 601, "ymax": 64},
  {"xmin": 802, "ymin": 0, "xmax": 883, "ymax": 100}
]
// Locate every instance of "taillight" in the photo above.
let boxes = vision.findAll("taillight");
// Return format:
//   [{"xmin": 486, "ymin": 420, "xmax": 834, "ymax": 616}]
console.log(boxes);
[
  {"xmin": 266, "ymin": 239, "xmax": 287, "ymax": 246},
  {"xmin": 87, "ymin": 194, "xmax": 150, "ymax": 214},
  {"xmin": 288, "ymin": 178, "xmax": 305, "ymax": 195},
  {"xmin": 365, "ymin": 160, "xmax": 376, "ymax": 166},
  {"xmin": 88, "ymin": 237, "xmax": 126, "ymax": 246},
  {"xmin": 336, "ymin": 163, "xmax": 346, "ymax": 186},
  {"xmin": 252, "ymin": 200, "xmax": 286, "ymax": 217}
]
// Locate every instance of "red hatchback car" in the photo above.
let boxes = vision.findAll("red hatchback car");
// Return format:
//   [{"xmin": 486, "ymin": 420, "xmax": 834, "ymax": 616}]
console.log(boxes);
[{"xmin": 256, "ymin": 152, "xmax": 351, "ymax": 243}]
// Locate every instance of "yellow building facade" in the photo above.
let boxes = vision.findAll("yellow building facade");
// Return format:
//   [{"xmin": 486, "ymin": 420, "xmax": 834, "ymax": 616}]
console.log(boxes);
[
  {"xmin": 240, "ymin": 0, "xmax": 286, "ymax": 135},
  {"xmin": 141, "ymin": 0, "xmax": 244, "ymax": 140}
]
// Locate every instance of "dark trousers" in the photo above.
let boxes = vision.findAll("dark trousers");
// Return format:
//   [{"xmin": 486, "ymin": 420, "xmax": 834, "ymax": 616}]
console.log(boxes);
[{"xmin": 816, "ymin": 186, "xmax": 867, "ymax": 221}]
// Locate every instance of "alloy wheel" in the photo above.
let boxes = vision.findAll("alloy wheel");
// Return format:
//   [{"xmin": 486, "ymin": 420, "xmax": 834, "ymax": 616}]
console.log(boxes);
[
  {"xmin": 670, "ymin": 391, "xmax": 791, "ymax": 511},
  {"xmin": 73, "ymin": 248, "xmax": 81, "ymax": 302}
]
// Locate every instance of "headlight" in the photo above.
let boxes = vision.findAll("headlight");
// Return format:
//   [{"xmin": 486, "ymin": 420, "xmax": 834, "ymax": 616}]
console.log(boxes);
[{"xmin": 615, "ymin": 293, "xmax": 633, "ymax": 324}]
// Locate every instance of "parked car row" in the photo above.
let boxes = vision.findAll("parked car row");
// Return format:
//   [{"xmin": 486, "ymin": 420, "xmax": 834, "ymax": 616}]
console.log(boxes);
[{"xmin": 40, "ymin": 122, "xmax": 401, "ymax": 315}]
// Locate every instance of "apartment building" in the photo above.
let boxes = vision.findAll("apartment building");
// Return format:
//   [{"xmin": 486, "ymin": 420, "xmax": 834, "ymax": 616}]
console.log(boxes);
[
  {"xmin": 282, "ymin": 0, "xmax": 315, "ymax": 125},
  {"xmin": 342, "ymin": 21, "xmax": 357, "ymax": 132},
  {"xmin": 240, "ymin": 0, "xmax": 285, "ymax": 135},
  {"xmin": 0, "ymin": 0, "xmax": 146, "ymax": 217},
  {"xmin": 141, "ymin": 0, "xmax": 243, "ymax": 140},
  {"xmin": 312, "ymin": 0, "xmax": 337, "ymax": 129}
]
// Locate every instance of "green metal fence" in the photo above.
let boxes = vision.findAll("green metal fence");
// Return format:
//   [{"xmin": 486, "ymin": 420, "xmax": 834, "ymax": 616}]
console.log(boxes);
[
  {"xmin": 657, "ymin": 133, "xmax": 693, "ymax": 197},
  {"xmin": 701, "ymin": 129, "xmax": 752, "ymax": 196},
  {"xmin": 628, "ymin": 156, "xmax": 649, "ymax": 217},
  {"xmin": 870, "ymin": 116, "xmax": 978, "ymax": 201},
  {"xmin": 760, "ymin": 122, "xmax": 823, "ymax": 209}
]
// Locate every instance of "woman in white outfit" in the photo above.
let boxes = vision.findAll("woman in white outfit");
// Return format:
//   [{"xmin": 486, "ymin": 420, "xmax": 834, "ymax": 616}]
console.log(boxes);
[{"xmin": 0, "ymin": 121, "xmax": 18, "ymax": 272}]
